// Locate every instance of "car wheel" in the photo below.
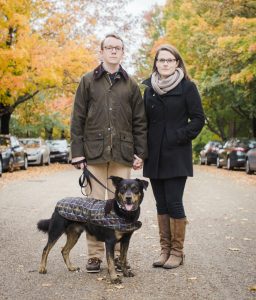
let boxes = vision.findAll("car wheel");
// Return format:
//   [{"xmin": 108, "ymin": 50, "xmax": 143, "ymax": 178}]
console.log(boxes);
[
  {"xmin": 227, "ymin": 157, "xmax": 233, "ymax": 170},
  {"xmin": 216, "ymin": 157, "xmax": 222, "ymax": 168},
  {"xmin": 0, "ymin": 158, "xmax": 2, "ymax": 177},
  {"xmin": 245, "ymin": 159, "xmax": 253, "ymax": 175},
  {"xmin": 8, "ymin": 156, "xmax": 15, "ymax": 172},
  {"xmin": 39, "ymin": 155, "xmax": 44, "ymax": 166},
  {"xmin": 21, "ymin": 156, "xmax": 28, "ymax": 170}
]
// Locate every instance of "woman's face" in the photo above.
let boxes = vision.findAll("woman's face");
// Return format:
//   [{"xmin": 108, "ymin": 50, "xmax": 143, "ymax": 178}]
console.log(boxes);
[{"xmin": 156, "ymin": 50, "xmax": 179, "ymax": 79}]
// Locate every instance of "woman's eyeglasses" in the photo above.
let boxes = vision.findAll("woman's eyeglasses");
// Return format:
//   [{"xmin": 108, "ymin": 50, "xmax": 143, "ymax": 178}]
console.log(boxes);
[{"xmin": 157, "ymin": 59, "xmax": 176, "ymax": 64}]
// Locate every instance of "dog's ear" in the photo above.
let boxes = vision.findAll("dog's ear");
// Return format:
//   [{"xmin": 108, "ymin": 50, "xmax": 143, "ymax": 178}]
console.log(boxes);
[
  {"xmin": 108, "ymin": 176, "xmax": 123, "ymax": 187},
  {"xmin": 136, "ymin": 178, "xmax": 149, "ymax": 190}
]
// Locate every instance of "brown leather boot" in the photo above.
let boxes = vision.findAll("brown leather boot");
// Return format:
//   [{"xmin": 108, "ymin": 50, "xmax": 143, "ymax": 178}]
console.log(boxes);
[
  {"xmin": 153, "ymin": 214, "xmax": 171, "ymax": 267},
  {"xmin": 163, "ymin": 218, "xmax": 187, "ymax": 269}
]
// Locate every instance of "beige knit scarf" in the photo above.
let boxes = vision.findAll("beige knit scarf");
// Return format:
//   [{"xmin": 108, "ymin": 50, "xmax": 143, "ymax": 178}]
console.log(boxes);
[{"xmin": 151, "ymin": 68, "xmax": 184, "ymax": 95}]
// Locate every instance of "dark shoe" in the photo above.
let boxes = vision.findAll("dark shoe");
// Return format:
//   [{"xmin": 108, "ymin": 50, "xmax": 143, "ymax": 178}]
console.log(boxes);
[
  {"xmin": 86, "ymin": 257, "xmax": 102, "ymax": 273},
  {"xmin": 115, "ymin": 257, "xmax": 131, "ymax": 272}
]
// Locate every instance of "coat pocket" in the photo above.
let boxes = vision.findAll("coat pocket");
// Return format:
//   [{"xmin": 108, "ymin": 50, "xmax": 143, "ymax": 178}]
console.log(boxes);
[
  {"xmin": 83, "ymin": 131, "xmax": 104, "ymax": 159},
  {"xmin": 120, "ymin": 131, "xmax": 134, "ymax": 162}
]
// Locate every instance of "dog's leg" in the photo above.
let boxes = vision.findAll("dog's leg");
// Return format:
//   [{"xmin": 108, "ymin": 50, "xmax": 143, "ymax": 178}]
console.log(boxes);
[
  {"xmin": 61, "ymin": 226, "xmax": 82, "ymax": 272},
  {"xmin": 39, "ymin": 214, "xmax": 65, "ymax": 274},
  {"xmin": 39, "ymin": 241, "xmax": 58, "ymax": 274},
  {"xmin": 105, "ymin": 240, "xmax": 122, "ymax": 284},
  {"xmin": 120, "ymin": 234, "xmax": 134, "ymax": 277}
]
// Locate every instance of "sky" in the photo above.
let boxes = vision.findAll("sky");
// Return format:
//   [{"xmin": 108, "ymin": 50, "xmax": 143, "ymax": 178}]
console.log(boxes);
[
  {"xmin": 126, "ymin": 0, "xmax": 166, "ymax": 15},
  {"xmin": 125, "ymin": 0, "xmax": 167, "ymax": 73}
]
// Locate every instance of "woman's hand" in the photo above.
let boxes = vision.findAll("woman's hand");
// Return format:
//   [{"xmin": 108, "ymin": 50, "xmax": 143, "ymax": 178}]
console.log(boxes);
[{"xmin": 133, "ymin": 154, "xmax": 143, "ymax": 170}]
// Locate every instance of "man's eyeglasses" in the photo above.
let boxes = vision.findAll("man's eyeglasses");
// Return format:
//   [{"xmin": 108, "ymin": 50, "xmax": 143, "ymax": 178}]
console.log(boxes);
[
  {"xmin": 104, "ymin": 46, "xmax": 123, "ymax": 52},
  {"xmin": 157, "ymin": 58, "xmax": 176, "ymax": 64}
]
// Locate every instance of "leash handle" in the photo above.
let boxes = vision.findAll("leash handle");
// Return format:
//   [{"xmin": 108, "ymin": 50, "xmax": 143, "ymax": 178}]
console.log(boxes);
[{"xmin": 79, "ymin": 166, "xmax": 115, "ymax": 197}]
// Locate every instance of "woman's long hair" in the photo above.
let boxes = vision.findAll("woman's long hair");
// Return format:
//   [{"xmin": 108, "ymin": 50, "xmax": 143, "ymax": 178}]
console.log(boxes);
[{"xmin": 152, "ymin": 44, "xmax": 190, "ymax": 80}]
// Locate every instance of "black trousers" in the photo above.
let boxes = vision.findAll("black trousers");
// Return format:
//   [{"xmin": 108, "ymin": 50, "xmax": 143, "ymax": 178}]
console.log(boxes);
[{"xmin": 150, "ymin": 177, "xmax": 187, "ymax": 219}]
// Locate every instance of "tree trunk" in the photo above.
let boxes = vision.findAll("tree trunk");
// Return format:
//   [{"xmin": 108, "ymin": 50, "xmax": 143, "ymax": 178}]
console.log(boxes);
[
  {"xmin": 0, "ymin": 113, "xmax": 11, "ymax": 134},
  {"xmin": 253, "ymin": 117, "xmax": 256, "ymax": 138},
  {"xmin": 61, "ymin": 129, "xmax": 65, "ymax": 139},
  {"xmin": 45, "ymin": 127, "xmax": 53, "ymax": 140}
]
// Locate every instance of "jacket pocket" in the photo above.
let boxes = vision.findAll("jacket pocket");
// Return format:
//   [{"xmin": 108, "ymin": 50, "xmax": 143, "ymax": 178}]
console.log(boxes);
[
  {"xmin": 83, "ymin": 131, "xmax": 104, "ymax": 159},
  {"xmin": 120, "ymin": 131, "xmax": 134, "ymax": 162}
]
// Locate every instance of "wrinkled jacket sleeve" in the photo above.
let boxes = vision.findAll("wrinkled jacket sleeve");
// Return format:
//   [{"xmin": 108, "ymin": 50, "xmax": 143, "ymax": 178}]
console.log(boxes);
[
  {"xmin": 70, "ymin": 76, "xmax": 88, "ymax": 158},
  {"xmin": 176, "ymin": 81, "xmax": 205, "ymax": 144},
  {"xmin": 131, "ymin": 83, "xmax": 148, "ymax": 160}
]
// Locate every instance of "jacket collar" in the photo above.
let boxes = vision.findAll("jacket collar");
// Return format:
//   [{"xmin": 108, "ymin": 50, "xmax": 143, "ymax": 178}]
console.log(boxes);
[
  {"xmin": 142, "ymin": 76, "xmax": 184, "ymax": 96},
  {"xmin": 93, "ymin": 63, "xmax": 129, "ymax": 80}
]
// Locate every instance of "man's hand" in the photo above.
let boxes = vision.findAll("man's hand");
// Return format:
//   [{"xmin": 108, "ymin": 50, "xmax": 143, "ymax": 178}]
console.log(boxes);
[
  {"xmin": 133, "ymin": 154, "xmax": 143, "ymax": 170},
  {"xmin": 71, "ymin": 157, "xmax": 87, "ymax": 169}
]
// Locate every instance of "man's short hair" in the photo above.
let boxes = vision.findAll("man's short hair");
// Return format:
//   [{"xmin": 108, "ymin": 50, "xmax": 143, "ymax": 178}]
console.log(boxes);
[{"xmin": 100, "ymin": 34, "xmax": 124, "ymax": 50}]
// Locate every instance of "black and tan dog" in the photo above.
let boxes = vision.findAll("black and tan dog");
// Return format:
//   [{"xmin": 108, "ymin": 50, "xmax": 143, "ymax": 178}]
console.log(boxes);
[{"xmin": 37, "ymin": 176, "xmax": 148, "ymax": 284}]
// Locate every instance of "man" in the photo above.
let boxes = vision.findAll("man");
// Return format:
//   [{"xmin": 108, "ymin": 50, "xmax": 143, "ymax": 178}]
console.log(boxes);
[{"xmin": 70, "ymin": 33, "xmax": 147, "ymax": 273}]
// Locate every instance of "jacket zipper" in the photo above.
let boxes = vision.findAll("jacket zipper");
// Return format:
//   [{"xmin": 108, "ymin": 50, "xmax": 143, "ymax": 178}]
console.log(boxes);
[{"xmin": 106, "ymin": 74, "xmax": 113, "ymax": 151}]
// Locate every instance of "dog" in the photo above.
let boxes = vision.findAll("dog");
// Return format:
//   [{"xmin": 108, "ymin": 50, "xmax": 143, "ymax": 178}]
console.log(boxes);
[{"xmin": 37, "ymin": 176, "xmax": 148, "ymax": 284}]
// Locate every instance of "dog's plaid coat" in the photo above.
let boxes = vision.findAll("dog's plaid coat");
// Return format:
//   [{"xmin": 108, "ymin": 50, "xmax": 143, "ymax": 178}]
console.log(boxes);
[{"xmin": 56, "ymin": 197, "xmax": 142, "ymax": 232}]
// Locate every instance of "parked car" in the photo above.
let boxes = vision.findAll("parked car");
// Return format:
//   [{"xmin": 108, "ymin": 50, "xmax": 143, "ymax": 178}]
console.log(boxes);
[
  {"xmin": 0, "ymin": 134, "xmax": 28, "ymax": 172},
  {"xmin": 46, "ymin": 139, "xmax": 70, "ymax": 163},
  {"xmin": 216, "ymin": 138, "xmax": 256, "ymax": 170},
  {"xmin": 199, "ymin": 141, "xmax": 223, "ymax": 165},
  {"xmin": 245, "ymin": 147, "xmax": 256, "ymax": 174},
  {"xmin": 0, "ymin": 153, "xmax": 2, "ymax": 177},
  {"xmin": 19, "ymin": 138, "xmax": 50, "ymax": 166}
]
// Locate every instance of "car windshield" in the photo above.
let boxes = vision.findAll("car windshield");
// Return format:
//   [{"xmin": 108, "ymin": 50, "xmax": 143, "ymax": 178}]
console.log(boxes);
[
  {"xmin": 0, "ymin": 137, "xmax": 10, "ymax": 146},
  {"xmin": 48, "ymin": 140, "xmax": 67, "ymax": 147},
  {"xmin": 20, "ymin": 139, "xmax": 40, "ymax": 148},
  {"xmin": 235, "ymin": 139, "xmax": 256, "ymax": 148}
]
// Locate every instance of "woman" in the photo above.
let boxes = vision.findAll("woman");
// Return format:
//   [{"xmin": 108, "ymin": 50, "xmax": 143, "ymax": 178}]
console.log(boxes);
[{"xmin": 143, "ymin": 44, "xmax": 205, "ymax": 269}]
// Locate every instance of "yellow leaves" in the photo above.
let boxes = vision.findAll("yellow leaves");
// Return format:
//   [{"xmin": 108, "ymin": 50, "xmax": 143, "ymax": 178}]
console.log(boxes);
[{"xmin": 249, "ymin": 284, "xmax": 256, "ymax": 292}]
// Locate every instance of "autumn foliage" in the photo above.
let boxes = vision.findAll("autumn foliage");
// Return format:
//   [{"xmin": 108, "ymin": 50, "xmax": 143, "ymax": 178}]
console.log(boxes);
[
  {"xmin": 0, "ymin": 0, "xmax": 97, "ymax": 135},
  {"xmin": 138, "ymin": 0, "xmax": 256, "ymax": 139}
]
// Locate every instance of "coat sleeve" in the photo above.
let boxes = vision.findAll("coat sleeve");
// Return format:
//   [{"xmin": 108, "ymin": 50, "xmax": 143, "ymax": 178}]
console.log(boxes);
[
  {"xmin": 176, "ymin": 81, "xmax": 205, "ymax": 144},
  {"xmin": 131, "ymin": 83, "xmax": 148, "ymax": 160},
  {"xmin": 70, "ymin": 76, "xmax": 89, "ymax": 158}
]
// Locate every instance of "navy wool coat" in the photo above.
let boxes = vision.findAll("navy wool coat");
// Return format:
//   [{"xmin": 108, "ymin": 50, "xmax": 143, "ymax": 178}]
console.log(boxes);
[{"xmin": 142, "ymin": 77, "xmax": 205, "ymax": 179}]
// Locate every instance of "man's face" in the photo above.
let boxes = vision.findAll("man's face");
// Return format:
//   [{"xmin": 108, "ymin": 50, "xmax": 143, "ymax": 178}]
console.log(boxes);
[{"xmin": 100, "ymin": 37, "xmax": 124, "ymax": 66}]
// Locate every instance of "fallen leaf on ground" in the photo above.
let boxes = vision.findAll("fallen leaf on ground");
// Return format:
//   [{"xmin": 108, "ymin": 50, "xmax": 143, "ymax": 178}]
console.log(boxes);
[
  {"xmin": 225, "ymin": 236, "xmax": 234, "ymax": 240},
  {"xmin": 115, "ymin": 285, "xmax": 124, "ymax": 289},
  {"xmin": 188, "ymin": 277, "xmax": 197, "ymax": 280},
  {"xmin": 228, "ymin": 248, "xmax": 240, "ymax": 251},
  {"xmin": 249, "ymin": 284, "xmax": 256, "ymax": 291},
  {"xmin": 243, "ymin": 238, "xmax": 252, "ymax": 241},
  {"xmin": 106, "ymin": 289, "xmax": 114, "ymax": 292},
  {"xmin": 97, "ymin": 277, "xmax": 106, "ymax": 281},
  {"xmin": 42, "ymin": 283, "xmax": 52, "ymax": 287}
]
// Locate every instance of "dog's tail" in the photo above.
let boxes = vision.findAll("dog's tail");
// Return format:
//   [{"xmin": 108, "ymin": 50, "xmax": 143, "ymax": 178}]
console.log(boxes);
[{"xmin": 37, "ymin": 219, "xmax": 51, "ymax": 233}]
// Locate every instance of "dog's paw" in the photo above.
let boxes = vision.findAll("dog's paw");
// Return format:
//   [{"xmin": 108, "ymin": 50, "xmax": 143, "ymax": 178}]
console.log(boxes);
[
  {"xmin": 123, "ymin": 269, "xmax": 134, "ymax": 277},
  {"xmin": 68, "ymin": 266, "xmax": 80, "ymax": 272},
  {"xmin": 38, "ymin": 266, "xmax": 47, "ymax": 274},
  {"xmin": 110, "ymin": 276, "xmax": 122, "ymax": 284}
]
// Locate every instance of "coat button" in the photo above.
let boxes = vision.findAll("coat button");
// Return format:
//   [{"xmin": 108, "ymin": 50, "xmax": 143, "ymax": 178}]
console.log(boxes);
[{"xmin": 153, "ymin": 94, "xmax": 155, "ymax": 96}]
